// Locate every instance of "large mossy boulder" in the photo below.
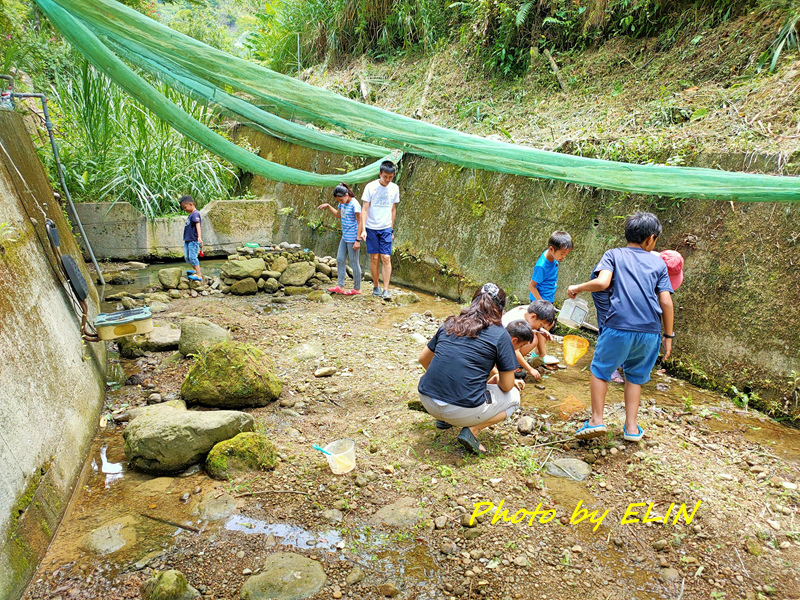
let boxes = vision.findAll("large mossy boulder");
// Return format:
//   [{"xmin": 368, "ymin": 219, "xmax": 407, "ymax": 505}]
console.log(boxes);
[
  {"xmin": 279, "ymin": 262, "xmax": 316, "ymax": 286},
  {"xmin": 123, "ymin": 405, "xmax": 254, "ymax": 474},
  {"xmin": 270, "ymin": 256, "xmax": 289, "ymax": 273},
  {"xmin": 158, "ymin": 267, "xmax": 183, "ymax": 290},
  {"xmin": 221, "ymin": 257, "xmax": 266, "ymax": 280},
  {"xmin": 179, "ymin": 317, "xmax": 231, "ymax": 356},
  {"xmin": 141, "ymin": 569, "xmax": 200, "ymax": 600},
  {"xmin": 206, "ymin": 432, "xmax": 277, "ymax": 480},
  {"xmin": 181, "ymin": 342, "xmax": 283, "ymax": 408},
  {"xmin": 240, "ymin": 553, "xmax": 326, "ymax": 600}
]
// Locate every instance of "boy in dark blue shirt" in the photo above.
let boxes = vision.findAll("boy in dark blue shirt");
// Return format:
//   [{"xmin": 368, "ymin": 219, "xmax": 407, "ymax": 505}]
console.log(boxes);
[
  {"xmin": 529, "ymin": 230, "xmax": 572, "ymax": 303},
  {"xmin": 180, "ymin": 195, "xmax": 203, "ymax": 282},
  {"xmin": 566, "ymin": 212, "xmax": 674, "ymax": 443}
]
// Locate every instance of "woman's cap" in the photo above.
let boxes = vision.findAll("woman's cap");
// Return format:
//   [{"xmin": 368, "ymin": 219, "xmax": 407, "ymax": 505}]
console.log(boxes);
[{"xmin": 659, "ymin": 250, "xmax": 684, "ymax": 291}]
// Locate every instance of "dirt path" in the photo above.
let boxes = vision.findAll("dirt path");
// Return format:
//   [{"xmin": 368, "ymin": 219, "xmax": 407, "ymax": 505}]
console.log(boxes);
[{"xmin": 23, "ymin": 290, "xmax": 800, "ymax": 600}]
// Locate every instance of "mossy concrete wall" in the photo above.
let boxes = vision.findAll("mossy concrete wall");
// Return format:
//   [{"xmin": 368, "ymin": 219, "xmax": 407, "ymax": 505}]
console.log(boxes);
[
  {"xmin": 0, "ymin": 110, "xmax": 106, "ymax": 599},
  {"xmin": 242, "ymin": 127, "xmax": 800, "ymax": 419},
  {"xmin": 74, "ymin": 199, "xmax": 280, "ymax": 260}
]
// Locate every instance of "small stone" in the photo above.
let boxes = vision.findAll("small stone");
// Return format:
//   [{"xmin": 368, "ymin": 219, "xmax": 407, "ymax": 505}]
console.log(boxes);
[
  {"xmin": 461, "ymin": 514, "xmax": 477, "ymax": 528},
  {"xmin": 435, "ymin": 516, "xmax": 448, "ymax": 530},
  {"xmin": 383, "ymin": 465, "xmax": 395, "ymax": 475},
  {"xmin": 517, "ymin": 416, "xmax": 534, "ymax": 435},
  {"xmin": 780, "ymin": 481, "xmax": 798, "ymax": 490},
  {"xmin": 660, "ymin": 568, "xmax": 681, "ymax": 582},
  {"xmin": 463, "ymin": 526, "xmax": 485, "ymax": 540},
  {"xmin": 652, "ymin": 539, "xmax": 668, "ymax": 551},
  {"xmin": 323, "ymin": 509, "xmax": 343, "ymax": 523},
  {"xmin": 355, "ymin": 476, "xmax": 368, "ymax": 488},
  {"xmin": 610, "ymin": 447, "xmax": 618, "ymax": 455},
  {"xmin": 718, "ymin": 473, "xmax": 734, "ymax": 481},
  {"xmin": 345, "ymin": 566, "xmax": 365, "ymax": 585},
  {"xmin": 314, "ymin": 367, "xmax": 337, "ymax": 377},
  {"xmin": 378, "ymin": 583, "xmax": 399, "ymax": 597},
  {"xmin": 236, "ymin": 550, "xmax": 245, "ymax": 559},
  {"xmin": 612, "ymin": 537, "xmax": 623, "ymax": 547},
  {"xmin": 242, "ymin": 568, "xmax": 252, "ymax": 575},
  {"xmin": 535, "ymin": 385, "xmax": 546, "ymax": 390},
  {"xmin": 780, "ymin": 541, "xmax": 791, "ymax": 549},
  {"xmin": 767, "ymin": 520, "xmax": 781, "ymax": 531},
  {"xmin": 147, "ymin": 393, "xmax": 163, "ymax": 404},
  {"xmin": 279, "ymin": 397, "xmax": 296, "ymax": 408},
  {"xmin": 513, "ymin": 555, "xmax": 528, "ymax": 567},
  {"xmin": 180, "ymin": 493, "xmax": 190, "ymax": 502},
  {"xmin": 439, "ymin": 541, "xmax": 458, "ymax": 555},
  {"xmin": 333, "ymin": 592, "xmax": 342, "ymax": 599}
]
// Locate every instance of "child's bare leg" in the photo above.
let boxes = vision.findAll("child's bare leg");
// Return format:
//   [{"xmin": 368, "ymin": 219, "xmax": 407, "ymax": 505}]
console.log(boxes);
[
  {"xmin": 588, "ymin": 374, "xmax": 608, "ymax": 426},
  {"xmin": 194, "ymin": 265, "xmax": 202, "ymax": 278},
  {"xmin": 535, "ymin": 333, "xmax": 547, "ymax": 359},
  {"xmin": 623, "ymin": 381, "xmax": 642, "ymax": 434}
]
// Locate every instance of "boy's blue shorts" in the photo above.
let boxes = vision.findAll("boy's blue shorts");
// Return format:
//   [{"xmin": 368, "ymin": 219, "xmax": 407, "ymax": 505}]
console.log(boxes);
[
  {"xmin": 365, "ymin": 227, "xmax": 393, "ymax": 256},
  {"xmin": 590, "ymin": 327, "xmax": 661, "ymax": 385},
  {"xmin": 184, "ymin": 241, "xmax": 200, "ymax": 267}
]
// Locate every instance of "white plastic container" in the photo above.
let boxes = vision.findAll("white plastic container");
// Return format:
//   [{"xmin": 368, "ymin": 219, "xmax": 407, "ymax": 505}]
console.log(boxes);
[
  {"xmin": 95, "ymin": 307, "xmax": 154, "ymax": 340},
  {"xmin": 323, "ymin": 439, "xmax": 356, "ymax": 474},
  {"xmin": 557, "ymin": 298, "xmax": 589, "ymax": 329}
]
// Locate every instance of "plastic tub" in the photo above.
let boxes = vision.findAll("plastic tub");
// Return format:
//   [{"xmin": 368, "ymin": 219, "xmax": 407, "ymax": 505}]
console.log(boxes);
[
  {"xmin": 95, "ymin": 307, "xmax": 153, "ymax": 341},
  {"xmin": 323, "ymin": 439, "xmax": 356, "ymax": 474},
  {"xmin": 563, "ymin": 335, "xmax": 589, "ymax": 365},
  {"xmin": 557, "ymin": 297, "xmax": 589, "ymax": 329}
]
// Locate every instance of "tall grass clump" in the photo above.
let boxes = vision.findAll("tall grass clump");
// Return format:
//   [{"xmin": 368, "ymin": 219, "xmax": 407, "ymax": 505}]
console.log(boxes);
[
  {"xmin": 246, "ymin": 0, "xmax": 454, "ymax": 72},
  {"xmin": 49, "ymin": 62, "xmax": 238, "ymax": 218}
]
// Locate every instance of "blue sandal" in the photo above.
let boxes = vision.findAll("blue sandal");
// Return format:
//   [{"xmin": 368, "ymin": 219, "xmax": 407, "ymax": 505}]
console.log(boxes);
[
  {"xmin": 623, "ymin": 424, "xmax": 645, "ymax": 442},
  {"xmin": 188, "ymin": 274, "xmax": 202, "ymax": 282},
  {"xmin": 575, "ymin": 421, "xmax": 607, "ymax": 440}
]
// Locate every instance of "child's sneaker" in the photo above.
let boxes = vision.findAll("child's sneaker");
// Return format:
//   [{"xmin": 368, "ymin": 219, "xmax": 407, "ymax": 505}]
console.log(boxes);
[
  {"xmin": 327, "ymin": 286, "xmax": 346, "ymax": 294},
  {"xmin": 188, "ymin": 274, "xmax": 202, "ymax": 282}
]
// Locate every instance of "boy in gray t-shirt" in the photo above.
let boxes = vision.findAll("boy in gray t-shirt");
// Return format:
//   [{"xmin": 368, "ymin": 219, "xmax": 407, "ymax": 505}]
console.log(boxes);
[{"xmin": 566, "ymin": 212, "xmax": 674, "ymax": 444}]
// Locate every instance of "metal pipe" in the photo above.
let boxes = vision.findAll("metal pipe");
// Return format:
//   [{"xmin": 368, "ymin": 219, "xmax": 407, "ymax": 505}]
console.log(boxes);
[{"xmin": 12, "ymin": 92, "xmax": 105, "ymax": 288}]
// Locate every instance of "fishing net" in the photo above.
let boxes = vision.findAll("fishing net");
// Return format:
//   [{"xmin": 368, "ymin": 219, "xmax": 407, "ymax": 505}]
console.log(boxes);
[{"xmin": 34, "ymin": 0, "xmax": 800, "ymax": 200}]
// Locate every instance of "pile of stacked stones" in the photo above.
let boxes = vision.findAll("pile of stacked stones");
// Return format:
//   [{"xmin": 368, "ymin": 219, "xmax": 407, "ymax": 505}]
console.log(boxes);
[{"xmin": 218, "ymin": 244, "xmax": 344, "ymax": 296}]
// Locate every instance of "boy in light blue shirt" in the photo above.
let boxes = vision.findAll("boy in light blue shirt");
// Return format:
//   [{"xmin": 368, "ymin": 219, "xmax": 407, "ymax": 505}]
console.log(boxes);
[
  {"xmin": 529, "ymin": 231, "xmax": 573, "ymax": 303},
  {"xmin": 566, "ymin": 212, "xmax": 674, "ymax": 443}
]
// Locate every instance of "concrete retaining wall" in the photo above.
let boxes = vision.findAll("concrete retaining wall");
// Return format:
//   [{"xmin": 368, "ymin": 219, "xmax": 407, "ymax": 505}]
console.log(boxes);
[
  {"xmin": 74, "ymin": 198, "xmax": 280, "ymax": 260},
  {"xmin": 241, "ymin": 127, "xmax": 800, "ymax": 416},
  {"xmin": 0, "ymin": 110, "xmax": 106, "ymax": 599}
]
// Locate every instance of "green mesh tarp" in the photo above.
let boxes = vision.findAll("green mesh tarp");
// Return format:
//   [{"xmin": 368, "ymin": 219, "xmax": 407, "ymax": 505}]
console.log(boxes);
[{"xmin": 35, "ymin": 0, "xmax": 800, "ymax": 201}]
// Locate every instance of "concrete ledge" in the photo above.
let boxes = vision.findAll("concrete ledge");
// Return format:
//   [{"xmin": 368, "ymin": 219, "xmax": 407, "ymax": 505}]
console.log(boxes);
[{"xmin": 75, "ymin": 199, "xmax": 280, "ymax": 260}]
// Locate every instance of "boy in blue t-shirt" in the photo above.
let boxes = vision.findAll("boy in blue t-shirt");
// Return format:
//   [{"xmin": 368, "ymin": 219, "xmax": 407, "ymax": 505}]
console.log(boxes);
[
  {"xmin": 529, "ymin": 230, "xmax": 573, "ymax": 303},
  {"xmin": 566, "ymin": 212, "xmax": 674, "ymax": 443},
  {"xmin": 180, "ymin": 195, "xmax": 203, "ymax": 282}
]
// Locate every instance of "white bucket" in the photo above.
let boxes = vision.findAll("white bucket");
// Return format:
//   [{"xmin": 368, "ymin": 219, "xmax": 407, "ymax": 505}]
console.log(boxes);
[{"xmin": 323, "ymin": 439, "xmax": 356, "ymax": 474}]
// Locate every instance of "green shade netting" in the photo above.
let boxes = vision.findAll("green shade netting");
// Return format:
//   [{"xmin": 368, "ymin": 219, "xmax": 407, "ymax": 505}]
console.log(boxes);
[{"xmin": 35, "ymin": 0, "xmax": 800, "ymax": 201}]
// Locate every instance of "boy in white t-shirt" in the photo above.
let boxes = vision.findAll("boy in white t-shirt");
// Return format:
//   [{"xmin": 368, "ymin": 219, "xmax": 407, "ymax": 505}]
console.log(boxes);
[
  {"xmin": 501, "ymin": 300, "xmax": 555, "ymax": 380},
  {"xmin": 361, "ymin": 160, "xmax": 400, "ymax": 300}
]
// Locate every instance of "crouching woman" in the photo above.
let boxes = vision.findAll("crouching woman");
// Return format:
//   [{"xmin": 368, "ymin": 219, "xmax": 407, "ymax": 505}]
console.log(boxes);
[{"xmin": 417, "ymin": 283, "xmax": 523, "ymax": 454}]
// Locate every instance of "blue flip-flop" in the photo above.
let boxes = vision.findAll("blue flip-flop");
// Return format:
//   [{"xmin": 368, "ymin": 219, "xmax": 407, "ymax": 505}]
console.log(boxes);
[
  {"xmin": 623, "ymin": 424, "xmax": 645, "ymax": 442},
  {"xmin": 575, "ymin": 420, "xmax": 607, "ymax": 440}
]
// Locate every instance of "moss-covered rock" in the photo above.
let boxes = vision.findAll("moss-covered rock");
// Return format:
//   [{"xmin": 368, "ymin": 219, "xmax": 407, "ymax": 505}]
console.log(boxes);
[
  {"xmin": 141, "ymin": 569, "xmax": 200, "ymax": 600},
  {"xmin": 181, "ymin": 342, "xmax": 283, "ymax": 408},
  {"xmin": 205, "ymin": 432, "xmax": 278, "ymax": 480}
]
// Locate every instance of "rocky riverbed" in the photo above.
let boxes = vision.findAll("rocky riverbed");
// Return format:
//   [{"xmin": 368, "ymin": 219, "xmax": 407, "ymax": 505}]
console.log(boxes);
[{"xmin": 22, "ymin": 284, "xmax": 800, "ymax": 600}]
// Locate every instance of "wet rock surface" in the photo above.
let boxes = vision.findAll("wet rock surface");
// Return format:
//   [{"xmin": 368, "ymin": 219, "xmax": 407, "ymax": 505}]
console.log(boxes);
[
  {"xmin": 123, "ymin": 406, "xmax": 254, "ymax": 473},
  {"xmin": 178, "ymin": 316, "xmax": 231, "ymax": 356},
  {"xmin": 239, "ymin": 552, "xmax": 326, "ymax": 600},
  {"xmin": 141, "ymin": 569, "xmax": 200, "ymax": 600}
]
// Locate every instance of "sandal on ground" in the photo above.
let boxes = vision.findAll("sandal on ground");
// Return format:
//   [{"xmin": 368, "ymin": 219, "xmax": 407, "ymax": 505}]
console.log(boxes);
[
  {"xmin": 435, "ymin": 420, "xmax": 453, "ymax": 430},
  {"xmin": 457, "ymin": 427, "xmax": 484, "ymax": 454},
  {"xmin": 611, "ymin": 370, "xmax": 625, "ymax": 383},
  {"xmin": 575, "ymin": 420, "xmax": 607, "ymax": 440},
  {"xmin": 186, "ymin": 269, "xmax": 195, "ymax": 275},
  {"xmin": 623, "ymin": 424, "xmax": 645, "ymax": 442},
  {"xmin": 188, "ymin": 274, "xmax": 202, "ymax": 282},
  {"xmin": 344, "ymin": 289, "xmax": 361, "ymax": 295},
  {"xmin": 327, "ymin": 286, "xmax": 346, "ymax": 294}
]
